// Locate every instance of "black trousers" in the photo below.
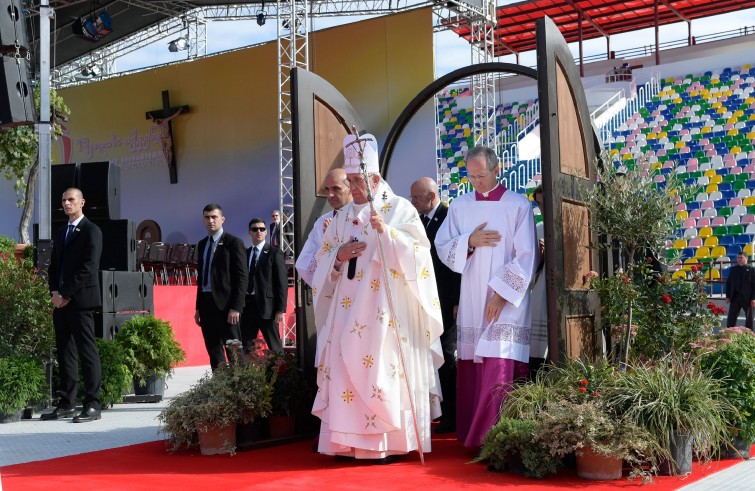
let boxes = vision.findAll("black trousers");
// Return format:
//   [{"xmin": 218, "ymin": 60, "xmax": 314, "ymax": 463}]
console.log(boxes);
[
  {"xmin": 438, "ymin": 302, "xmax": 457, "ymax": 425},
  {"xmin": 52, "ymin": 306, "xmax": 101, "ymax": 409},
  {"xmin": 727, "ymin": 295, "xmax": 754, "ymax": 330},
  {"xmin": 197, "ymin": 292, "xmax": 241, "ymax": 369},
  {"xmin": 241, "ymin": 295, "xmax": 283, "ymax": 354}
]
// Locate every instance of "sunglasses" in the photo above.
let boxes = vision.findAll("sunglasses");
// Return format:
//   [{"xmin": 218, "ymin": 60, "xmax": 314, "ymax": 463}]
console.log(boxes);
[{"xmin": 250, "ymin": 227, "xmax": 266, "ymax": 232}]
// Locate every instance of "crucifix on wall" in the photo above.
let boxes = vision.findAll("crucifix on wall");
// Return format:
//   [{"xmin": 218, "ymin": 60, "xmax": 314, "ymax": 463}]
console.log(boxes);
[{"xmin": 145, "ymin": 90, "xmax": 189, "ymax": 184}]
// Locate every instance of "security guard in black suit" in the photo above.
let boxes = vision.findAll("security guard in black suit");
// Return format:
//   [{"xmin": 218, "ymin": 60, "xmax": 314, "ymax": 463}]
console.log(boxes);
[
  {"xmin": 726, "ymin": 251, "xmax": 755, "ymax": 331},
  {"xmin": 44, "ymin": 188, "xmax": 103, "ymax": 423},
  {"xmin": 241, "ymin": 218, "xmax": 288, "ymax": 354}
]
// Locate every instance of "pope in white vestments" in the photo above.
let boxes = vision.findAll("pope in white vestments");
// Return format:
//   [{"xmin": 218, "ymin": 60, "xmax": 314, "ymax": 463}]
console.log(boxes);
[
  {"xmin": 310, "ymin": 134, "xmax": 444, "ymax": 461},
  {"xmin": 435, "ymin": 146, "xmax": 537, "ymax": 447}
]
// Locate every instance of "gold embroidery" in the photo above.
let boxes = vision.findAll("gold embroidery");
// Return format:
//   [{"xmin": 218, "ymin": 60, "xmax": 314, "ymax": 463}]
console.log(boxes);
[
  {"xmin": 362, "ymin": 355, "xmax": 374, "ymax": 368},
  {"xmin": 341, "ymin": 390, "xmax": 354, "ymax": 404},
  {"xmin": 370, "ymin": 278, "xmax": 380, "ymax": 292},
  {"xmin": 340, "ymin": 297, "xmax": 352, "ymax": 309},
  {"xmin": 350, "ymin": 321, "xmax": 366, "ymax": 338}
]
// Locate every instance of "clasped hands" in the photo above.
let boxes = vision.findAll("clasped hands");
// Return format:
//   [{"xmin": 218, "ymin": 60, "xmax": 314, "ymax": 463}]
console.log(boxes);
[
  {"xmin": 51, "ymin": 291, "xmax": 69, "ymax": 309},
  {"xmin": 335, "ymin": 211, "xmax": 385, "ymax": 262}
]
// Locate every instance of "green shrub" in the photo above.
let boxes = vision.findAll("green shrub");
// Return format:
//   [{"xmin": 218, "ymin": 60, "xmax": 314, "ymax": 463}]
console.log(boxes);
[
  {"xmin": 0, "ymin": 355, "xmax": 47, "ymax": 414},
  {"xmin": 114, "ymin": 315, "xmax": 185, "ymax": 387}
]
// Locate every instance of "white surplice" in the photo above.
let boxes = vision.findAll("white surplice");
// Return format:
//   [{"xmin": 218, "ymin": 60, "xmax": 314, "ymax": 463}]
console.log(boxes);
[
  {"xmin": 435, "ymin": 190, "xmax": 537, "ymax": 363},
  {"xmin": 310, "ymin": 182, "xmax": 444, "ymax": 458},
  {"xmin": 295, "ymin": 211, "xmax": 332, "ymax": 287}
]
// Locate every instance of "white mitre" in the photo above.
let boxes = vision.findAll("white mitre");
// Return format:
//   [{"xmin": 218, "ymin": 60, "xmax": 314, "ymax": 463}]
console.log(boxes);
[{"xmin": 343, "ymin": 133, "xmax": 379, "ymax": 174}]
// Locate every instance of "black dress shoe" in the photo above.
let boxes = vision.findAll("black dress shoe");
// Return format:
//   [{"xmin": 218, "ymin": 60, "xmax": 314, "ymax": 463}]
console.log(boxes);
[
  {"xmin": 73, "ymin": 406, "xmax": 101, "ymax": 423},
  {"xmin": 434, "ymin": 421, "xmax": 456, "ymax": 434},
  {"xmin": 40, "ymin": 406, "xmax": 77, "ymax": 421},
  {"xmin": 374, "ymin": 455, "xmax": 399, "ymax": 465}
]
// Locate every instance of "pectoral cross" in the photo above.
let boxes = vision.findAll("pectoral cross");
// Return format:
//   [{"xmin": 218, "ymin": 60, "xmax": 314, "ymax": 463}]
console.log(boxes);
[{"xmin": 145, "ymin": 90, "xmax": 189, "ymax": 184}]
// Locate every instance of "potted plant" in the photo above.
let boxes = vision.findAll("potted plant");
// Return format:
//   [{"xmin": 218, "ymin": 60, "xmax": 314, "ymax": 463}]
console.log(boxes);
[
  {"xmin": 475, "ymin": 417, "xmax": 558, "ymax": 478},
  {"xmin": 0, "ymin": 355, "xmax": 47, "ymax": 423},
  {"xmin": 606, "ymin": 356, "xmax": 734, "ymax": 475},
  {"xmin": 0, "ymin": 239, "xmax": 54, "ymax": 362},
  {"xmin": 77, "ymin": 339, "xmax": 132, "ymax": 408},
  {"xmin": 114, "ymin": 315, "xmax": 186, "ymax": 396},
  {"xmin": 158, "ymin": 342, "xmax": 274, "ymax": 455},
  {"xmin": 534, "ymin": 398, "xmax": 662, "ymax": 481},
  {"xmin": 696, "ymin": 327, "xmax": 755, "ymax": 458},
  {"xmin": 265, "ymin": 350, "xmax": 309, "ymax": 438}
]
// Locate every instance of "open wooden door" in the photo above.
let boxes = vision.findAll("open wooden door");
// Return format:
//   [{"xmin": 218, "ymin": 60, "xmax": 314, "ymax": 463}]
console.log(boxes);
[
  {"xmin": 291, "ymin": 67, "xmax": 364, "ymax": 380},
  {"xmin": 536, "ymin": 17, "xmax": 603, "ymax": 362}
]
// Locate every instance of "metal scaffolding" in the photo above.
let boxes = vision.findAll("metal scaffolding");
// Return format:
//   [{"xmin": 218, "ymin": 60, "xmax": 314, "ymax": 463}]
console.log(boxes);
[{"xmin": 277, "ymin": 0, "xmax": 309, "ymax": 346}]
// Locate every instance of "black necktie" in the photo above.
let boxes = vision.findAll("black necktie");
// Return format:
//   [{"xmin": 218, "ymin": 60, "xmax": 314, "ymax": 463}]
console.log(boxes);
[
  {"xmin": 64, "ymin": 224, "xmax": 75, "ymax": 246},
  {"xmin": 202, "ymin": 236, "xmax": 214, "ymax": 288},
  {"xmin": 248, "ymin": 247, "xmax": 259, "ymax": 294},
  {"xmin": 420, "ymin": 215, "xmax": 430, "ymax": 228}
]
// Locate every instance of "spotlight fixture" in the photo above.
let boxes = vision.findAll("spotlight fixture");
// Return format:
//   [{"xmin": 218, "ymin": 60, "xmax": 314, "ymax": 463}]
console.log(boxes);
[
  {"xmin": 282, "ymin": 17, "xmax": 302, "ymax": 31},
  {"xmin": 168, "ymin": 37, "xmax": 190, "ymax": 53},
  {"xmin": 256, "ymin": 10, "xmax": 266, "ymax": 26},
  {"xmin": 71, "ymin": 11, "xmax": 113, "ymax": 42}
]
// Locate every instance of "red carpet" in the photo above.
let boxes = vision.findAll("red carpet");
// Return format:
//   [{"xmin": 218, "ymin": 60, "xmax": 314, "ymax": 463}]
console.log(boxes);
[{"xmin": 0, "ymin": 433, "xmax": 746, "ymax": 490}]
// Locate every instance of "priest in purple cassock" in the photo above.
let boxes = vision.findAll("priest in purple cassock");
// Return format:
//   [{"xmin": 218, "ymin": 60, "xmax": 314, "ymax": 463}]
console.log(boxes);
[
  {"xmin": 435, "ymin": 145, "xmax": 538, "ymax": 447},
  {"xmin": 310, "ymin": 133, "xmax": 444, "ymax": 462}
]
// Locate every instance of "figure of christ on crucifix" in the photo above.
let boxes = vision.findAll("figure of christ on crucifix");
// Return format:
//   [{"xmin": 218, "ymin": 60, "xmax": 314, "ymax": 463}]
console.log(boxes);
[{"xmin": 145, "ymin": 90, "xmax": 189, "ymax": 184}]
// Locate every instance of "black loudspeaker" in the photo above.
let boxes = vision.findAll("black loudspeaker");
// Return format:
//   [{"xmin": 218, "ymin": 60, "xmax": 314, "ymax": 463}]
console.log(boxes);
[
  {"xmin": 0, "ymin": 1, "xmax": 33, "ymax": 128},
  {"xmin": 100, "ymin": 270, "xmax": 154, "ymax": 313},
  {"xmin": 95, "ymin": 312, "xmax": 146, "ymax": 340},
  {"xmin": 51, "ymin": 164, "xmax": 78, "ymax": 223},
  {"xmin": 92, "ymin": 219, "xmax": 136, "ymax": 271},
  {"xmin": 78, "ymin": 162, "xmax": 120, "ymax": 220},
  {"xmin": 0, "ymin": 56, "xmax": 34, "ymax": 128}
]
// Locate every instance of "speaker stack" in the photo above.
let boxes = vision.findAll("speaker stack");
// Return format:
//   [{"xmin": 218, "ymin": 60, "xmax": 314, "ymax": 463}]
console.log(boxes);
[
  {"xmin": 96, "ymin": 271, "xmax": 155, "ymax": 340},
  {"xmin": 0, "ymin": 1, "xmax": 35, "ymax": 128}
]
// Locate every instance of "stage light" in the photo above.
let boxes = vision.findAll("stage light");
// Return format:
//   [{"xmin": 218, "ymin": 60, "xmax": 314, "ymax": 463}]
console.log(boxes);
[
  {"xmin": 168, "ymin": 37, "xmax": 189, "ymax": 52},
  {"xmin": 282, "ymin": 17, "xmax": 302, "ymax": 31},
  {"xmin": 256, "ymin": 10, "xmax": 266, "ymax": 26},
  {"xmin": 71, "ymin": 11, "xmax": 113, "ymax": 42}
]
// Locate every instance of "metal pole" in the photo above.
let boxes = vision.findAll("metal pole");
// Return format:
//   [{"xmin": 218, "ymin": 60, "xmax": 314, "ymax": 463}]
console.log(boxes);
[{"xmin": 37, "ymin": 0, "xmax": 52, "ymax": 260}]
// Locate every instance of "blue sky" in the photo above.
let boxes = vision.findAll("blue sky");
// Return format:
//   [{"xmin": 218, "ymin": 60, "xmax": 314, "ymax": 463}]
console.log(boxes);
[{"xmin": 114, "ymin": 7, "xmax": 755, "ymax": 78}]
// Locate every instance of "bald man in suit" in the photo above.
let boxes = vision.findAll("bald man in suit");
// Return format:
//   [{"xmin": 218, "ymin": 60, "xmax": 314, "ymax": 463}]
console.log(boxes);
[{"xmin": 43, "ymin": 187, "xmax": 103, "ymax": 423}]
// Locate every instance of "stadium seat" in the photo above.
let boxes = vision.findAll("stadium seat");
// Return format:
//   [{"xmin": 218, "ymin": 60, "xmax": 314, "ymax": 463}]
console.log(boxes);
[
  {"xmin": 703, "ymin": 236, "xmax": 718, "ymax": 247},
  {"xmin": 698, "ymin": 226, "xmax": 713, "ymax": 238}
]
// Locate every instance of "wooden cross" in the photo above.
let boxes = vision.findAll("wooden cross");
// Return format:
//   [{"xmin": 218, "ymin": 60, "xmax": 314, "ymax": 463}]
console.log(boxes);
[{"xmin": 145, "ymin": 90, "xmax": 189, "ymax": 184}]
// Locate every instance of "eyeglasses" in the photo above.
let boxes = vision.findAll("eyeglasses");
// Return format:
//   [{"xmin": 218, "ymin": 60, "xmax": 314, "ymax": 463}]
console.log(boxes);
[
  {"xmin": 468, "ymin": 171, "xmax": 492, "ymax": 180},
  {"xmin": 346, "ymin": 177, "xmax": 366, "ymax": 187},
  {"xmin": 250, "ymin": 227, "xmax": 266, "ymax": 232}
]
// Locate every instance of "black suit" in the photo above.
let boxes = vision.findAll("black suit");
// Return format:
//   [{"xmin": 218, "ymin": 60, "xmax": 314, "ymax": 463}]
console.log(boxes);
[
  {"xmin": 726, "ymin": 263, "xmax": 755, "ymax": 330},
  {"xmin": 241, "ymin": 243, "xmax": 288, "ymax": 353},
  {"xmin": 195, "ymin": 231, "xmax": 248, "ymax": 368},
  {"xmin": 425, "ymin": 204, "xmax": 462, "ymax": 426},
  {"xmin": 48, "ymin": 216, "xmax": 103, "ymax": 409}
]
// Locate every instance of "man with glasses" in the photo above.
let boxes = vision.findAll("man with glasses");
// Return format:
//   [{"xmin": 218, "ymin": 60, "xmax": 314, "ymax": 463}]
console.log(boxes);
[
  {"xmin": 309, "ymin": 133, "xmax": 444, "ymax": 463},
  {"xmin": 194, "ymin": 204, "xmax": 248, "ymax": 369},
  {"xmin": 435, "ymin": 146, "xmax": 537, "ymax": 448},
  {"xmin": 241, "ymin": 218, "xmax": 287, "ymax": 353}
]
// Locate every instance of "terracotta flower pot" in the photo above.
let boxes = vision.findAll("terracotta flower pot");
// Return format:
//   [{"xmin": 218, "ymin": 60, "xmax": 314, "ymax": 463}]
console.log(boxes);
[
  {"xmin": 197, "ymin": 422, "xmax": 237, "ymax": 455},
  {"xmin": 576, "ymin": 445, "xmax": 623, "ymax": 480}
]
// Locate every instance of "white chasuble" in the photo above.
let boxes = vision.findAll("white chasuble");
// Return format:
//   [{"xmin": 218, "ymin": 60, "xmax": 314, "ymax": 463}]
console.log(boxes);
[
  {"xmin": 310, "ymin": 182, "xmax": 444, "ymax": 458},
  {"xmin": 435, "ymin": 190, "xmax": 537, "ymax": 363}
]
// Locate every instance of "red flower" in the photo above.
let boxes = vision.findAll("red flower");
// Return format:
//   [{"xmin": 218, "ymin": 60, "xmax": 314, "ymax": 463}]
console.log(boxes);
[
  {"xmin": 593, "ymin": 391, "xmax": 600, "ymax": 397},
  {"xmin": 579, "ymin": 387, "xmax": 587, "ymax": 393},
  {"xmin": 621, "ymin": 275, "xmax": 630, "ymax": 284},
  {"xmin": 580, "ymin": 379, "xmax": 588, "ymax": 386},
  {"xmin": 661, "ymin": 293, "xmax": 672, "ymax": 304},
  {"xmin": 657, "ymin": 276, "xmax": 666, "ymax": 283}
]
